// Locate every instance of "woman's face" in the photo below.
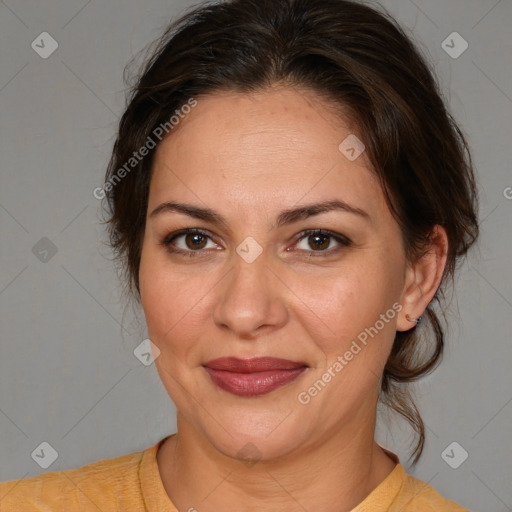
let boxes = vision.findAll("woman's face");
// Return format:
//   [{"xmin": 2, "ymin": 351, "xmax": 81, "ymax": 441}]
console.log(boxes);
[{"xmin": 139, "ymin": 86, "xmax": 413, "ymax": 460}]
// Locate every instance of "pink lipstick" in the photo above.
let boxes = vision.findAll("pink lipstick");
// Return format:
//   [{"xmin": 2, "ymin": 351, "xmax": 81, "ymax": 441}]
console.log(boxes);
[{"xmin": 203, "ymin": 357, "xmax": 308, "ymax": 396}]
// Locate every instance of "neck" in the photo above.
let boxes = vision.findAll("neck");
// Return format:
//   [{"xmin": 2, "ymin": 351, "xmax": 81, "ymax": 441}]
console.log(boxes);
[{"xmin": 157, "ymin": 407, "xmax": 397, "ymax": 512}]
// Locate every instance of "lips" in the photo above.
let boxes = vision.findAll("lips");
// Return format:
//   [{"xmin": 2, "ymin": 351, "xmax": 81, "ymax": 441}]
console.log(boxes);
[
  {"xmin": 204, "ymin": 356, "xmax": 308, "ymax": 372},
  {"xmin": 203, "ymin": 357, "xmax": 308, "ymax": 396}
]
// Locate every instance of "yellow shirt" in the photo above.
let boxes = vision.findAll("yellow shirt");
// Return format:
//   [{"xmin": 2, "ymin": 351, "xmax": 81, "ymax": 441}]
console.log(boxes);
[{"xmin": 0, "ymin": 435, "xmax": 469, "ymax": 511}]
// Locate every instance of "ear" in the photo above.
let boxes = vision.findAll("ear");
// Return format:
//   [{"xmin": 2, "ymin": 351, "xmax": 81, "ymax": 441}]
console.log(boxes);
[{"xmin": 396, "ymin": 225, "xmax": 449, "ymax": 332}]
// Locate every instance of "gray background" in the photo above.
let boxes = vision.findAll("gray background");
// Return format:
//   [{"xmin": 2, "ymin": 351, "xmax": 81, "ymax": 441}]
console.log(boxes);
[{"xmin": 0, "ymin": 0, "xmax": 511, "ymax": 510}]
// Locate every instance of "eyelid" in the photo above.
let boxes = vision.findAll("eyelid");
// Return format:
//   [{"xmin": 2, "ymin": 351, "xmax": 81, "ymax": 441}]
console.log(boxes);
[
  {"xmin": 161, "ymin": 227, "xmax": 351, "ymax": 257},
  {"xmin": 162, "ymin": 228, "xmax": 215, "ymax": 245},
  {"xmin": 289, "ymin": 228, "xmax": 351, "ymax": 255},
  {"xmin": 162, "ymin": 228, "xmax": 220, "ymax": 252}
]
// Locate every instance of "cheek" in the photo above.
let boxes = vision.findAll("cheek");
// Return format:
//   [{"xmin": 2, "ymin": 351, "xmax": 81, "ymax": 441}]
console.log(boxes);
[
  {"xmin": 290, "ymin": 263, "xmax": 400, "ymax": 423},
  {"xmin": 139, "ymin": 248, "xmax": 215, "ymax": 349},
  {"xmin": 291, "ymin": 255, "xmax": 401, "ymax": 389},
  {"xmin": 292, "ymin": 259, "xmax": 392, "ymax": 337}
]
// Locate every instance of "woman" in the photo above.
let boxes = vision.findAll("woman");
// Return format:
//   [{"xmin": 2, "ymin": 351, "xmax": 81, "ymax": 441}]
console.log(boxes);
[{"xmin": 0, "ymin": 0, "xmax": 478, "ymax": 510}]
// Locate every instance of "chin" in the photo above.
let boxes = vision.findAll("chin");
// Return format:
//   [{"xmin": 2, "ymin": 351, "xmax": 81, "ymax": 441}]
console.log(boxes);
[{"xmin": 197, "ymin": 413, "xmax": 311, "ymax": 465}]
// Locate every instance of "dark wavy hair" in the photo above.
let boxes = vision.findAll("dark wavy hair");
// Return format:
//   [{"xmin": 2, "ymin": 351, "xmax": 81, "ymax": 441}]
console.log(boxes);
[{"xmin": 102, "ymin": 0, "xmax": 479, "ymax": 464}]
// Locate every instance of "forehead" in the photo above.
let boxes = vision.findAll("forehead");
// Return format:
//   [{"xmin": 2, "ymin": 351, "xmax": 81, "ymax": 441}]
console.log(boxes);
[
  {"xmin": 158, "ymin": 86, "xmax": 359, "ymax": 160},
  {"xmin": 149, "ymin": 87, "xmax": 384, "ymax": 219}
]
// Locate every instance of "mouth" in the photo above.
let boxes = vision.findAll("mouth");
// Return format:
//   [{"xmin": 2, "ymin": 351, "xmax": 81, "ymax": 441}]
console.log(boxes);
[{"xmin": 202, "ymin": 357, "xmax": 308, "ymax": 397}]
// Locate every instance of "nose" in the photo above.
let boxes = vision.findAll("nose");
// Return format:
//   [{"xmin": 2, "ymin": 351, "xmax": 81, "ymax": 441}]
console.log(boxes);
[{"xmin": 212, "ymin": 249, "xmax": 289, "ymax": 339}]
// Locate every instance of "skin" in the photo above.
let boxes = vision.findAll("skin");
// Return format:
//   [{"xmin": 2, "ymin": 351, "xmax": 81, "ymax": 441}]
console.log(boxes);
[{"xmin": 138, "ymin": 84, "xmax": 448, "ymax": 512}]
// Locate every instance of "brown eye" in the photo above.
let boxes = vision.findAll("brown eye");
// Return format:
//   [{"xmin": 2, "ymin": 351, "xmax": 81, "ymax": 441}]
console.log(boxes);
[
  {"xmin": 308, "ymin": 233, "xmax": 330, "ymax": 251},
  {"xmin": 162, "ymin": 229, "xmax": 217, "ymax": 257},
  {"xmin": 184, "ymin": 232, "xmax": 208, "ymax": 250},
  {"xmin": 293, "ymin": 229, "xmax": 351, "ymax": 255}
]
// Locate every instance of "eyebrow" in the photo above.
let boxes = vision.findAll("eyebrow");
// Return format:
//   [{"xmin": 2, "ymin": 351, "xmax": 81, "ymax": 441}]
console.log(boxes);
[{"xmin": 149, "ymin": 199, "xmax": 370, "ymax": 228}]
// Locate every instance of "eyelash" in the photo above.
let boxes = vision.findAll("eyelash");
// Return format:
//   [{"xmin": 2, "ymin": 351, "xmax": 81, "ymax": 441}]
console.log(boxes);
[{"xmin": 160, "ymin": 228, "xmax": 351, "ymax": 259}]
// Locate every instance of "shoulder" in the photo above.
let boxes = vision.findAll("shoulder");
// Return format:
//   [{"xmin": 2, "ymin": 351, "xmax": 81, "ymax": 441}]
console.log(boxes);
[
  {"xmin": 0, "ymin": 448, "xmax": 146, "ymax": 512},
  {"xmin": 393, "ymin": 469, "xmax": 470, "ymax": 511}
]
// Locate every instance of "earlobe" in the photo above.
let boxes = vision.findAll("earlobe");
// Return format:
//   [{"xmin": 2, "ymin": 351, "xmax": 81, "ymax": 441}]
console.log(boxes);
[
  {"xmin": 396, "ymin": 266, "xmax": 423, "ymax": 332},
  {"xmin": 405, "ymin": 313, "xmax": 422, "ymax": 326},
  {"xmin": 396, "ymin": 225, "xmax": 448, "ymax": 332}
]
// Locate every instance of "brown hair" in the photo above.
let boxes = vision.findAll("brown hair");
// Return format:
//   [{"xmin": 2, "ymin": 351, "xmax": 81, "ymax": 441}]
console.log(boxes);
[{"xmin": 103, "ymin": 0, "xmax": 479, "ymax": 464}]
